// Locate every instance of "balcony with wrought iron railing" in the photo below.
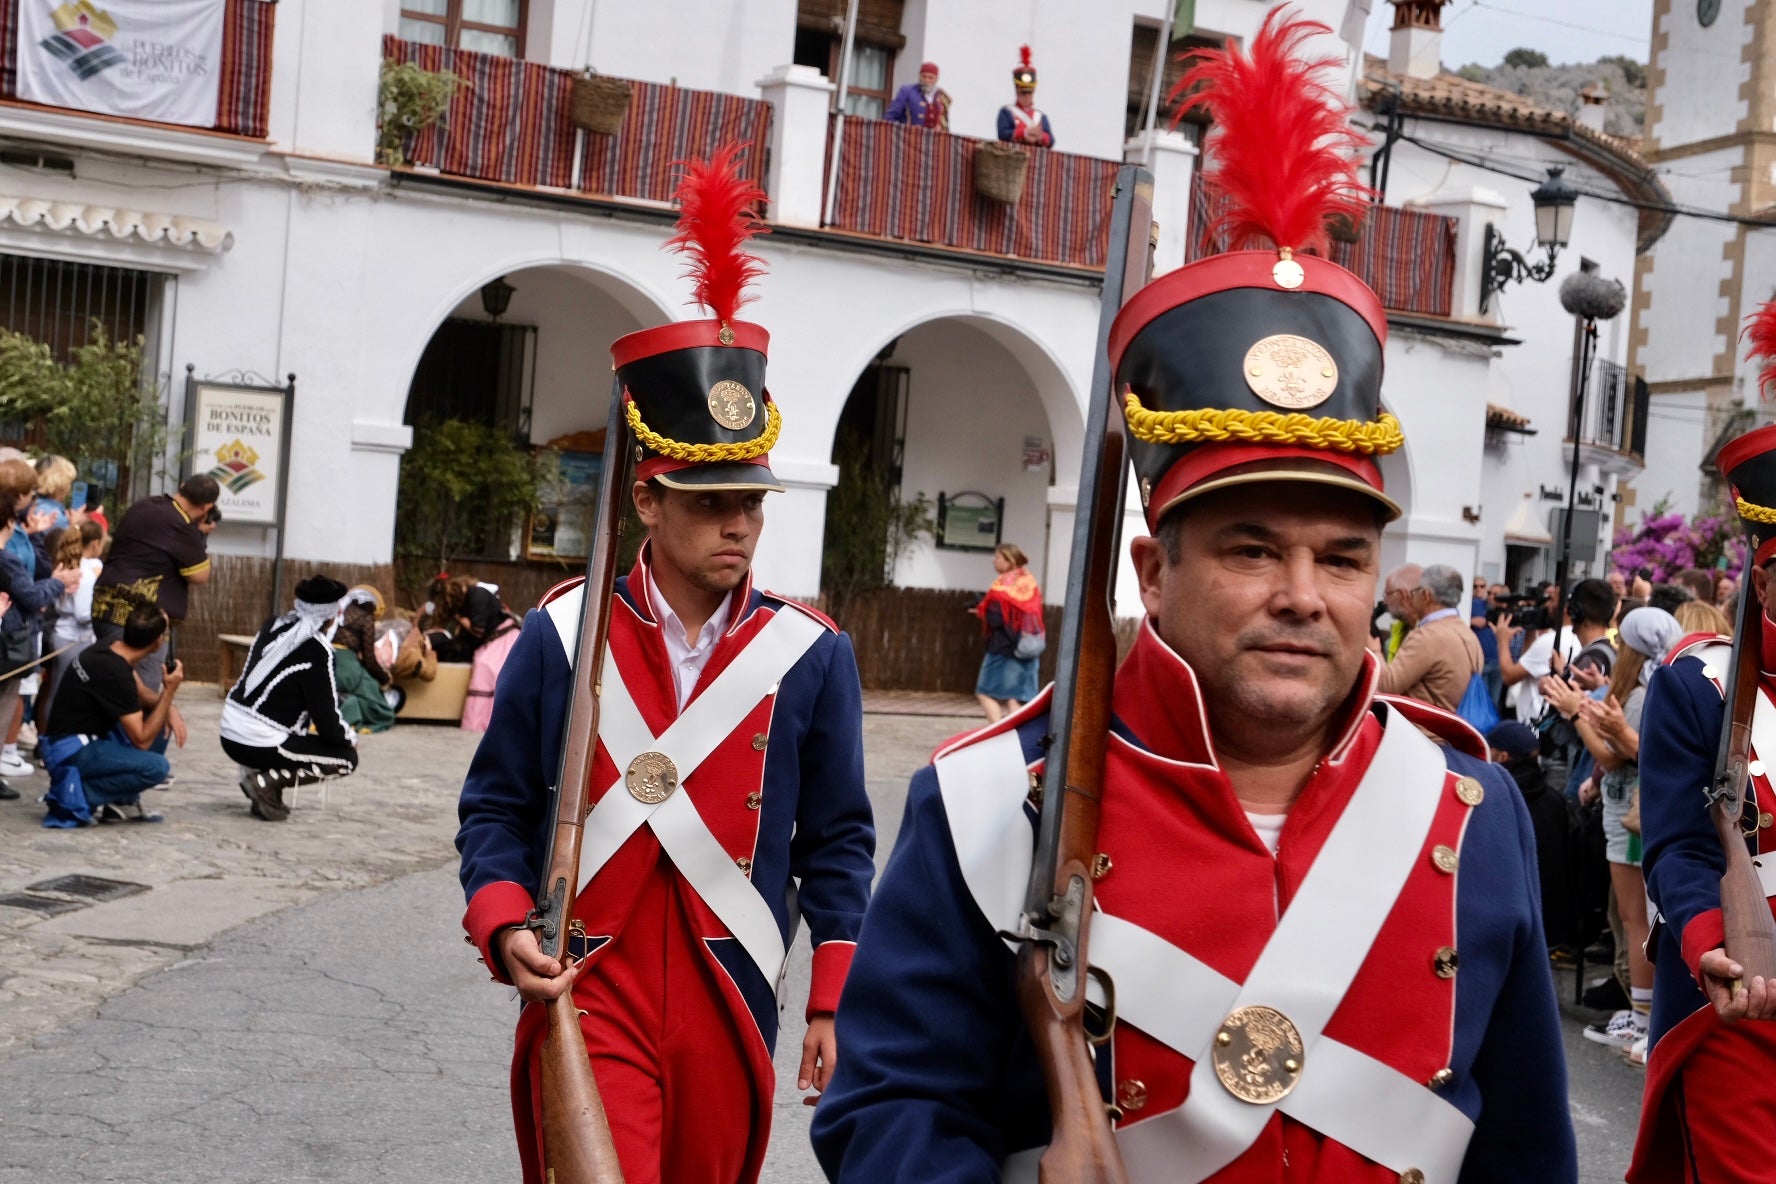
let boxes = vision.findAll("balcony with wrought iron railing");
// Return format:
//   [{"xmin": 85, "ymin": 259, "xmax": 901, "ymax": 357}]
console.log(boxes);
[
  {"xmin": 1185, "ymin": 177, "xmax": 1458, "ymax": 319},
  {"xmin": 1565, "ymin": 358, "xmax": 1648, "ymax": 477},
  {"xmin": 379, "ymin": 37, "xmax": 773, "ymax": 206},
  {"xmin": 819, "ymin": 118, "xmax": 1124, "ymax": 271}
]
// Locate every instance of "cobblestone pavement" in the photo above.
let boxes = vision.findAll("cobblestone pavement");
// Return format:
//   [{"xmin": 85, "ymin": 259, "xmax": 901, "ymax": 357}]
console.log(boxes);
[
  {"xmin": 0, "ymin": 694, "xmax": 1644, "ymax": 1180},
  {"xmin": 0, "ymin": 691, "xmax": 485, "ymax": 1058}
]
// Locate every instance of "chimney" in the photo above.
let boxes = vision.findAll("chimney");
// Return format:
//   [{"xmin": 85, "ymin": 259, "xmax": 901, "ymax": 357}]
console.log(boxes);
[
  {"xmin": 1576, "ymin": 82, "xmax": 1608, "ymax": 133},
  {"xmin": 1388, "ymin": 0, "xmax": 1448, "ymax": 81}
]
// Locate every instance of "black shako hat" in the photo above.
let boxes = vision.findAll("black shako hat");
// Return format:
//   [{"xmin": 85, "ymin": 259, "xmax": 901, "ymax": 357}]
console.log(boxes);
[
  {"xmin": 1727, "ymin": 301, "xmax": 1776, "ymax": 565},
  {"xmin": 1111, "ymin": 11, "xmax": 1403, "ymax": 531},
  {"xmin": 294, "ymin": 574, "xmax": 348, "ymax": 606},
  {"xmin": 1718, "ymin": 426, "xmax": 1776, "ymax": 566},
  {"xmin": 610, "ymin": 144, "xmax": 783, "ymax": 493}
]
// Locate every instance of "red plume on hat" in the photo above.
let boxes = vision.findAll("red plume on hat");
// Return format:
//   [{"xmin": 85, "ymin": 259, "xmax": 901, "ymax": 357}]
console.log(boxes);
[
  {"xmin": 1168, "ymin": 8, "xmax": 1370, "ymax": 257},
  {"xmin": 1744, "ymin": 297, "xmax": 1776, "ymax": 399},
  {"xmin": 665, "ymin": 142, "xmax": 767, "ymax": 327}
]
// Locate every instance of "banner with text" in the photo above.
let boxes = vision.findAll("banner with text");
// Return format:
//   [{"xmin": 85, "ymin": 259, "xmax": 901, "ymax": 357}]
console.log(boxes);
[
  {"xmin": 18, "ymin": 0, "xmax": 225, "ymax": 128},
  {"xmin": 190, "ymin": 382, "xmax": 285, "ymax": 526}
]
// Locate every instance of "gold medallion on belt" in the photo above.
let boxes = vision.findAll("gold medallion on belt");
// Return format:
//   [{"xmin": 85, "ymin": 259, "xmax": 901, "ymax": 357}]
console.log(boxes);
[
  {"xmin": 1212, "ymin": 1004, "xmax": 1304, "ymax": 1104},
  {"xmin": 625, "ymin": 751, "xmax": 679, "ymax": 804}
]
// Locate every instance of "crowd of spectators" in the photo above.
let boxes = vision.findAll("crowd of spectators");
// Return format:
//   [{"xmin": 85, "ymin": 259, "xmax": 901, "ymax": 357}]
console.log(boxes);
[{"xmin": 1372, "ymin": 561, "xmax": 1747, "ymax": 1070}]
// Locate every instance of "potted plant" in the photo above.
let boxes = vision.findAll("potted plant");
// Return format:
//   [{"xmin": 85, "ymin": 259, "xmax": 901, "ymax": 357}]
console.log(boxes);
[
  {"xmin": 377, "ymin": 59, "xmax": 465, "ymax": 168},
  {"xmin": 570, "ymin": 68, "xmax": 633, "ymax": 136}
]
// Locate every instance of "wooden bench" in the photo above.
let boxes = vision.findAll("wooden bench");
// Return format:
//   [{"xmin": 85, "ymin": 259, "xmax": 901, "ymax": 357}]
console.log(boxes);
[{"xmin": 216, "ymin": 633, "xmax": 256, "ymax": 696}]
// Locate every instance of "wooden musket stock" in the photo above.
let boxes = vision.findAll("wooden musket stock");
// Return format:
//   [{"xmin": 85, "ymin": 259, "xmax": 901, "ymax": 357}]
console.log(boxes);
[
  {"xmin": 1710, "ymin": 550, "xmax": 1776, "ymax": 989},
  {"xmin": 530, "ymin": 377, "xmax": 633, "ymax": 1184},
  {"xmin": 1014, "ymin": 165, "xmax": 1153, "ymax": 1184}
]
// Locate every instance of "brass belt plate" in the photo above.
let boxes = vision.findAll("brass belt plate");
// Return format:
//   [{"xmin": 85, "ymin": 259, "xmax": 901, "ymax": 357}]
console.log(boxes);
[
  {"xmin": 626, "ymin": 751, "xmax": 679, "ymax": 804},
  {"xmin": 1212, "ymin": 1004, "xmax": 1304, "ymax": 1104}
]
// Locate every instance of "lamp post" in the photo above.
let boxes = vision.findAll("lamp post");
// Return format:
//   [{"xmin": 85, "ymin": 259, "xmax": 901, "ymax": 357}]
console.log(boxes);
[
  {"xmin": 1548, "ymin": 268, "xmax": 1627, "ymax": 666},
  {"xmin": 1479, "ymin": 165, "xmax": 1579, "ymax": 313}
]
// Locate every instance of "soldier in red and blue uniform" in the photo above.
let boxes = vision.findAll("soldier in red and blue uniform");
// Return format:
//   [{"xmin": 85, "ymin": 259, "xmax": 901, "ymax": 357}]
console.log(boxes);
[
  {"xmin": 811, "ymin": 14, "xmax": 1573, "ymax": 1182},
  {"xmin": 1631, "ymin": 419, "xmax": 1776, "ymax": 1183},
  {"xmin": 457, "ymin": 148, "xmax": 875, "ymax": 1184}
]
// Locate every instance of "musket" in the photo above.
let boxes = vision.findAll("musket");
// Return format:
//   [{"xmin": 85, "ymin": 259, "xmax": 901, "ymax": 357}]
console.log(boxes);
[
  {"xmin": 526, "ymin": 375, "xmax": 632, "ymax": 1184},
  {"xmin": 1009, "ymin": 164, "xmax": 1152, "ymax": 1183},
  {"xmin": 1707, "ymin": 544, "xmax": 1776, "ymax": 989}
]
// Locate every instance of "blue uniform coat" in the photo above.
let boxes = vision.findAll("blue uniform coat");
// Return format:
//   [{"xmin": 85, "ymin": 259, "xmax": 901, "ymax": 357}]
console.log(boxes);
[{"xmin": 812, "ymin": 622, "xmax": 1574, "ymax": 1182}]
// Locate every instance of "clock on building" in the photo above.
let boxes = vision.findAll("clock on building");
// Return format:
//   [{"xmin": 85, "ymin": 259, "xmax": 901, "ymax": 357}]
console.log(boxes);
[{"xmin": 1699, "ymin": 0, "xmax": 1720, "ymax": 26}]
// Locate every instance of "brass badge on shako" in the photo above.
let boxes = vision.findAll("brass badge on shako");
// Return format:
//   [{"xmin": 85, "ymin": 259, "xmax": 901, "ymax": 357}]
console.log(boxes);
[
  {"xmin": 1243, "ymin": 334, "xmax": 1338, "ymax": 410},
  {"xmin": 708, "ymin": 380, "xmax": 757, "ymax": 430},
  {"xmin": 1212, "ymin": 1004, "xmax": 1305, "ymax": 1103},
  {"xmin": 625, "ymin": 751, "xmax": 679, "ymax": 804}
]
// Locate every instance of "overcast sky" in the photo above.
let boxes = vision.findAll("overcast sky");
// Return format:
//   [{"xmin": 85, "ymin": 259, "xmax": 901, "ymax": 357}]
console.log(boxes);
[{"xmin": 1360, "ymin": 0, "xmax": 1657, "ymax": 68}]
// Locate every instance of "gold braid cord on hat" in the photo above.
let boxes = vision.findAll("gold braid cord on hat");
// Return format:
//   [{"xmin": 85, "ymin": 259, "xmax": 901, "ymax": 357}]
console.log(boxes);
[
  {"xmin": 1737, "ymin": 496, "xmax": 1776, "ymax": 525},
  {"xmin": 1123, "ymin": 393, "xmax": 1404, "ymax": 456},
  {"xmin": 626, "ymin": 397, "xmax": 782, "ymax": 463}
]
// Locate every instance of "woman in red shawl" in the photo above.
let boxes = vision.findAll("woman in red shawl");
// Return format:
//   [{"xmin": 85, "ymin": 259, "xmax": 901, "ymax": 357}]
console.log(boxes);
[{"xmin": 971, "ymin": 543, "xmax": 1044, "ymax": 721}]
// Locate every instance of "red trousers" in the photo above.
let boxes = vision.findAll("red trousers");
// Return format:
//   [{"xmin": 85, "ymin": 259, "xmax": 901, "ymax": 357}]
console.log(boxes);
[
  {"xmin": 1671, "ymin": 1021, "xmax": 1776, "ymax": 1182},
  {"xmin": 516, "ymin": 865, "xmax": 767, "ymax": 1184}
]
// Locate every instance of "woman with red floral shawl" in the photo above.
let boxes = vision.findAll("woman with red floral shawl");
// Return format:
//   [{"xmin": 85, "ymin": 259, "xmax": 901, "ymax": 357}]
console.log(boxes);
[{"xmin": 971, "ymin": 542, "xmax": 1044, "ymax": 721}]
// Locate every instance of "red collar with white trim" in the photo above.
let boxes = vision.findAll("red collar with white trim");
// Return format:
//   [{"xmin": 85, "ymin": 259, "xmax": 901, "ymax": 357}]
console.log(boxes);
[{"xmin": 1110, "ymin": 617, "xmax": 1378, "ymax": 771}]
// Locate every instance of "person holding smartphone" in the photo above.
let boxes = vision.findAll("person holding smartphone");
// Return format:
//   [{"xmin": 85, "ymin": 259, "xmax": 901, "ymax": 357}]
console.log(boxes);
[{"xmin": 38, "ymin": 602, "xmax": 182, "ymax": 823}]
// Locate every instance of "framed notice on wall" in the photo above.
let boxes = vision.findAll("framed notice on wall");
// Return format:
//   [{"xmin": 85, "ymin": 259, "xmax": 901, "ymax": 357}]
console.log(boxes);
[
  {"xmin": 936, "ymin": 491, "xmax": 1004, "ymax": 552},
  {"xmin": 186, "ymin": 377, "xmax": 291, "ymax": 527},
  {"xmin": 526, "ymin": 431, "xmax": 605, "ymax": 561}
]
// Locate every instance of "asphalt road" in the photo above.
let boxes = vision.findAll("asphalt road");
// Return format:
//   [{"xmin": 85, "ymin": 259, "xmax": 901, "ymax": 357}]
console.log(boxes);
[{"xmin": 0, "ymin": 708, "xmax": 1650, "ymax": 1182}]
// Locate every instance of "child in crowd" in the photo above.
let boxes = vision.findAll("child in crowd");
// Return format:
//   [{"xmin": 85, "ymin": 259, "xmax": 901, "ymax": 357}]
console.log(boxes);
[{"xmin": 39, "ymin": 520, "xmax": 105, "ymax": 730}]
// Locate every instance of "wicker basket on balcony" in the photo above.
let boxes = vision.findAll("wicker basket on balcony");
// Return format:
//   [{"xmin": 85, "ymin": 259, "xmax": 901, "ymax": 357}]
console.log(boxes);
[
  {"xmin": 1326, "ymin": 206, "xmax": 1368, "ymax": 244},
  {"xmin": 570, "ymin": 73, "xmax": 632, "ymax": 135},
  {"xmin": 973, "ymin": 141, "xmax": 1029, "ymax": 205}
]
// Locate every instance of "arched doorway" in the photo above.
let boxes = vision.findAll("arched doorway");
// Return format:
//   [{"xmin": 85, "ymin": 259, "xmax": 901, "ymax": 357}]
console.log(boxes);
[
  {"xmin": 394, "ymin": 263, "xmax": 665, "ymax": 609},
  {"xmin": 820, "ymin": 314, "xmax": 1080, "ymax": 610}
]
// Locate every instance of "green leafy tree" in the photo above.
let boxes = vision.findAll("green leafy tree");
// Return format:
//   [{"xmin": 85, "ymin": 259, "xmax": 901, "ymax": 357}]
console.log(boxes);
[
  {"xmin": 395, "ymin": 419, "xmax": 541, "ymax": 581},
  {"xmin": 0, "ymin": 323, "xmax": 171, "ymax": 492},
  {"xmin": 1503, "ymin": 47, "xmax": 1550, "ymax": 69},
  {"xmin": 820, "ymin": 432, "xmax": 934, "ymax": 624}
]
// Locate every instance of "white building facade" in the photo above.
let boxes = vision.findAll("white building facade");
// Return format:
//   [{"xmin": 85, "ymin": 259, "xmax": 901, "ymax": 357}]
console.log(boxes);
[{"xmin": 0, "ymin": 0, "xmax": 1665, "ymax": 642}]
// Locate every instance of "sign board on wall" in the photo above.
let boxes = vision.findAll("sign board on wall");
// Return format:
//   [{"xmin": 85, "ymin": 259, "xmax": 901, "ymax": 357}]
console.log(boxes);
[
  {"xmin": 18, "ymin": 0, "xmax": 226, "ymax": 128},
  {"xmin": 188, "ymin": 381, "xmax": 287, "ymax": 526}
]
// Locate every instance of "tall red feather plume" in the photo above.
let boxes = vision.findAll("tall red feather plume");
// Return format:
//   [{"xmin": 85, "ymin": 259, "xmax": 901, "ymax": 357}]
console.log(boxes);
[
  {"xmin": 1019, "ymin": 44, "xmax": 1032, "ymax": 69},
  {"xmin": 1167, "ymin": 8, "xmax": 1370, "ymax": 256},
  {"xmin": 1745, "ymin": 298, "xmax": 1776, "ymax": 399},
  {"xmin": 666, "ymin": 142, "xmax": 767, "ymax": 325}
]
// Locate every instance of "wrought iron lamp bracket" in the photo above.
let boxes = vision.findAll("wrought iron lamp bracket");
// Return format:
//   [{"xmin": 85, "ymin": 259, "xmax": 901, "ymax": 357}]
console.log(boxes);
[{"xmin": 1480, "ymin": 222, "xmax": 1561, "ymax": 314}]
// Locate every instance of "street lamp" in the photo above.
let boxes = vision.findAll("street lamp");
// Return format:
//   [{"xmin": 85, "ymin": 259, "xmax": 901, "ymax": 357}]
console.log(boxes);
[
  {"xmin": 480, "ymin": 275, "xmax": 515, "ymax": 321},
  {"xmin": 1479, "ymin": 165, "xmax": 1580, "ymax": 313}
]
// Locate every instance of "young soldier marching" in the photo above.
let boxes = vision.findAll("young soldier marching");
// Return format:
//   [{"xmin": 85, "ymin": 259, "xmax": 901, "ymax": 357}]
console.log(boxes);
[
  {"xmin": 812, "ymin": 15, "xmax": 1575, "ymax": 1182},
  {"xmin": 456, "ymin": 147, "xmax": 876, "ymax": 1184},
  {"xmin": 1631, "ymin": 311, "xmax": 1776, "ymax": 1183}
]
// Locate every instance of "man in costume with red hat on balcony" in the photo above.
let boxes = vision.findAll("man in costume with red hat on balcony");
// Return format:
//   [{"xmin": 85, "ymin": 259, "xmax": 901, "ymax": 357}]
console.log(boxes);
[
  {"xmin": 885, "ymin": 60, "xmax": 950, "ymax": 130},
  {"xmin": 1629, "ymin": 308, "xmax": 1776, "ymax": 1184},
  {"xmin": 812, "ymin": 13, "xmax": 1574, "ymax": 1181},
  {"xmin": 455, "ymin": 145, "xmax": 875, "ymax": 1184},
  {"xmin": 997, "ymin": 45, "xmax": 1053, "ymax": 147}
]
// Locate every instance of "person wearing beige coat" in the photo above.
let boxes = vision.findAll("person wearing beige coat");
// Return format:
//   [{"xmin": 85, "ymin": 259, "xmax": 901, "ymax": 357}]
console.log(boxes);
[{"xmin": 1376, "ymin": 563, "xmax": 1484, "ymax": 712}]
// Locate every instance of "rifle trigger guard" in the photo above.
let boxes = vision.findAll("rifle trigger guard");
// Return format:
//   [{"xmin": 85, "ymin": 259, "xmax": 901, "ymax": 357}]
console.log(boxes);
[{"xmin": 1086, "ymin": 965, "xmax": 1117, "ymax": 1047}]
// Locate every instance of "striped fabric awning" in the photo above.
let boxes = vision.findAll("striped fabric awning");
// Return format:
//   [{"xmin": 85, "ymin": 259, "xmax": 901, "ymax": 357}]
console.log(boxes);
[
  {"xmin": 580, "ymin": 78, "xmax": 772, "ymax": 204},
  {"xmin": 382, "ymin": 35, "xmax": 578, "ymax": 189},
  {"xmin": 0, "ymin": 0, "xmax": 275, "ymax": 139},
  {"xmin": 826, "ymin": 118, "xmax": 1121, "ymax": 270},
  {"xmin": 1186, "ymin": 178, "xmax": 1458, "ymax": 319}
]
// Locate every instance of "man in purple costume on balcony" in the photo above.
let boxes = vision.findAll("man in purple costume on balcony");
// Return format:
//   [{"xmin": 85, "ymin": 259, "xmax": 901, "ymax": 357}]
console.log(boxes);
[{"xmin": 884, "ymin": 62, "xmax": 950, "ymax": 130}]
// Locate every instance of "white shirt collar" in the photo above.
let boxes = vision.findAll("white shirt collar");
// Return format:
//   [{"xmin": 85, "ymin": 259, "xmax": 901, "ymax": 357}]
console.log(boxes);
[
  {"xmin": 647, "ymin": 569, "xmax": 733, "ymax": 711},
  {"xmin": 1419, "ymin": 606, "xmax": 1460, "ymax": 626}
]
